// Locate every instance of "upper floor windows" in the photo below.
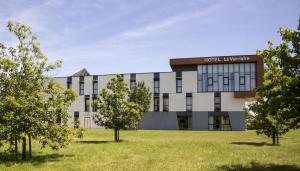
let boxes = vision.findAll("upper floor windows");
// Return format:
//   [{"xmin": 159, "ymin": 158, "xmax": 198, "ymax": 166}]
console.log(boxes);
[
  {"xmin": 163, "ymin": 93, "xmax": 169, "ymax": 112},
  {"xmin": 67, "ymin": 77, "xmax": 72, "ymax": 89},
  {"xmin": 197, "ymin": 63, "xmax": 256, "ymax": 92},
  {"xmin": 93, "ymin": 76, "xmax": 98, "ymax": 95},
  {"xmin": 154, "ymin": 73, "xmax": 160, "ymax": 94},
  {"xmin": 79, "ymin": 76, "xmax": 84, "ymax": 95},
  {"xmin": 85, "ymin": 95, "xmax": 90, "ymax": 112},
  {"xmin": 130, "ymin": 74, "xmax": 136, "ymax": 89},
  {"xmin": 176, "ymin": 71, "xmax": 182, "ymax": 93},
  {"xmin": 153, "ymin": 96, "xmax": 160, "ymax": 112},
  {"xmin": 186, "ymin": 93, "xmax": 192, "ymax": 112},
  {"xmin": 214, "ymin": 92, "xmax": 221, "ymax": 112}
]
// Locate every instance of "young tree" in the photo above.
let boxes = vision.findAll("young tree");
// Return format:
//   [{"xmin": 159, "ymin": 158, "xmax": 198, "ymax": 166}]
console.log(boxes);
[
  {"xmin": 0, "ymin": 21, "xmax": 76, "ymax": 160},
  {"xmin": 249, "ymin": 17, "xmax": 300, "ymax": 145},
  {"xmin": 130, "ymin": 82, "xmax": 151, "ymax": 113},
  {"xmin": 129, "ymin": 82, "xmax": 151, "ymax": 128},
  {"xmin": 93, "ymin": 75, "xmax": 142, "ymax": 142}
]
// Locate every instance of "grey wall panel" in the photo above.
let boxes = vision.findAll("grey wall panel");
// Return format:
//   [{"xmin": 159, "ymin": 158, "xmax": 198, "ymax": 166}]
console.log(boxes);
[
  {"xmin": 228, "ymin": 111, "xmax": 246, "ymax": 131},
  {"xmin": 142, "ymin": 112, "xmax": 178, "ymax": 130},
  {"xmin": 192, "ymin": 112, "xmax": 208, "ymax": 130}
]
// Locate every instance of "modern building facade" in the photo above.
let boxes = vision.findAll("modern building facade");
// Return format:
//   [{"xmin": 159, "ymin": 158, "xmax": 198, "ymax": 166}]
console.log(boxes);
[{"xmin": 54, "ymin": 55, "xmax": 263, "ymax": 131}]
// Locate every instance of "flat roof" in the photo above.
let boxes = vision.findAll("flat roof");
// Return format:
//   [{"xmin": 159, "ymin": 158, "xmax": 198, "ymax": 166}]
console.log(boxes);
[{"xmin": 169, "ymin": 54, "xmax": 260, "ymax": 69}]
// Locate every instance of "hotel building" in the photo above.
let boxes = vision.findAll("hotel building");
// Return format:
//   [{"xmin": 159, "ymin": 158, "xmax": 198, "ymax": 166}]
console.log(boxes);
[{"xmin": 54, "ymin": 55, "xmax": 263, "ymax": 131}]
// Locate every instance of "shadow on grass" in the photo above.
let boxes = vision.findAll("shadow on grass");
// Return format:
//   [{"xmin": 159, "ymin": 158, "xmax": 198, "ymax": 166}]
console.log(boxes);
[
  {"xmin": 75, "ymin": 139, "xmax": 126, "ymax": 144},
  {"xmin": 218, "ymin": 161, "xmax": 300, "ymax": 171},
  {"xmin": 230, "ymin": 142, "xmax": 274, "ymax": 146},
  {"xmin": 0, "ymin": 153, "xmax": 74, "ymax": 167}
]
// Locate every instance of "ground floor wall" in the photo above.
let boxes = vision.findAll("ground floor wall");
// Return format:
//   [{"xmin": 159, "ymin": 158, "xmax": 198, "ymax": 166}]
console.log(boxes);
[
  {"xmin": 68, "ymin": 111, "xmax": 245, "ymax": 131},
  {"xmin": 140, "ymin": 111, "xmax": 246, "ymax": 131}
]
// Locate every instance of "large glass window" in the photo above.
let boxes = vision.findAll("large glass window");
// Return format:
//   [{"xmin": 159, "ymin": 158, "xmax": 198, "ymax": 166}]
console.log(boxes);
[
  {"xmin": 197, "ymin": 63, "xmax": 256, "ymax": 92},
  {"xmin": 208, "ymin": 115, "xmax": 231, "ymax": 131}
]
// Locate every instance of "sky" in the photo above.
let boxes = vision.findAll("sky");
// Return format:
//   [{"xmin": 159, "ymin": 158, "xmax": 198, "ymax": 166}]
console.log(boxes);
[{"xmin": 0, "ymin": 0, "xmax": 299, "ymax": 76}]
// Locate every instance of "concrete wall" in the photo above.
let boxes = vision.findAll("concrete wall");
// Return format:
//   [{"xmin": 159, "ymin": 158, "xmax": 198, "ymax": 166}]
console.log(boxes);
[
  {"xmin": 228, "ymin": 111, "xmax": 246, "ymax": 131},
  {"xmin": 192, "ymin": 112, "xmax": 209, "ymax": 130},
  {"xmin": 182, "ymin": 71, "xmax": 197, "ymax": 93},
  {"xmin": 193, "ymin": 93, "xmax": 214, "ymax": 111},
  {"xmin": 221, "ymin": 92, "xmax": 246, "ymax": 111},
  {"xmin": 141, "ymin": 112, "xmax": 178, "ymax": 130}
]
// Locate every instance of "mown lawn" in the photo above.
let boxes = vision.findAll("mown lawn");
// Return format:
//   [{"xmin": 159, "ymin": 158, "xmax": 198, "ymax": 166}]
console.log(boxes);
[{"xmin": 0, "ymin": 129, "xmax": 300, "ymax": 171}]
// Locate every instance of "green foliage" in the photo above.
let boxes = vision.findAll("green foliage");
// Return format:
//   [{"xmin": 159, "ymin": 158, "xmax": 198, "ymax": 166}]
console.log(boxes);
[
  {"xmin": 130, "ymin": 82, "xmax": 151, "ymax": 113},
  {"xmin": 0, "ymin": 21, "xmax": 77, "ymax": 160},
  {"xmin": 249, "ymin": 17, "xmax": 300, "ymax": 145},
  {"xmin": 73, "ymin": 120, "xmax": 84, "ymax": 139},
  {"xmin": 93, "ymin": 75, "xmax": 143, "ymax": 141}
]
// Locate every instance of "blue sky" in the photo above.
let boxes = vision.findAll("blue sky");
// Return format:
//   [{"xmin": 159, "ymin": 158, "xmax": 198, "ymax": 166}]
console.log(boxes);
[{"xmin": 0, "ymin": 0, "xmax": 299, "ymax": 76}]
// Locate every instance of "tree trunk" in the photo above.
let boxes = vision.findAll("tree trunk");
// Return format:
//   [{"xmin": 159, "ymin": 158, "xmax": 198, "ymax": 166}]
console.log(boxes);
[
  {"xmin": 28, "ymin": 134, "xmax": 32, "ymax": 159},
  {"xmin": 117, "ymin": 129, "xmax": 120, "ymax": 142},
  {"xmin": 114, "ymin": 129, "xmax": 118, "ymax": 142},
  {"xmin": 22, "ymin": 137, "xmax": 26, "ymax": 160},
  {"xmin": 272, "ymin": 133, "xmax": 276, "ymax": 145},
  {"xmin": 14, "ymin": 137, "xmax": 18, "ymax": 161},
  {"xmin": 276, "ymin": 133, "xmax": 279, "ymax": 145}
]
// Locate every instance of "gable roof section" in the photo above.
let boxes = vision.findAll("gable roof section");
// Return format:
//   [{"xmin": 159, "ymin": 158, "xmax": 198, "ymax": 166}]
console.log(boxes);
[{"xmin": 72, "ymin": 68, "xmax": 91, "ymax": 76}]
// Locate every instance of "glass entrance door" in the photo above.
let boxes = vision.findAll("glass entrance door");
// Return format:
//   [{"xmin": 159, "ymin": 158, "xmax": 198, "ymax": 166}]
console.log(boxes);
[{"xmin": 177, "ymin": 116, "xmax": 192, "ymax": 130}]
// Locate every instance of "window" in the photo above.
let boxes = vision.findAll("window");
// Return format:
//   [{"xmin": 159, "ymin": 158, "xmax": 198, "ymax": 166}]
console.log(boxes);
[
  {"xmin": 79, "ymin": 76, "xmax": 84, "ymax": 95},
  {"xmin": 92, "ymin": 95, "xmax": 97, "ymax": 112},
  {"xmin": 163, "ymin": 94, "xmax": 169, "ymax": 112},
  {"xmin": 130, "ymin": 81, "xmax": 136, "ymax": 89},
  {"xmin": 154, "ymin": 97, "xmax": 159, "ymax": 112},
  {"xmin": 223, "ymin": 77, "xmax": 229, "ymax": 85},
  {"xmin": 85, "ymin": 95, "xmax": 90, "ymax": 112},
  {"xmin": 214, "ymin": 92, "xmax": 221, "ymax": 112},
  {"xmin": 186, "ymin": 93, "xmax": 192, "ymax": 112},
  {"xmin": 130, "ymin": 74, "xmax": 136, "ymax": 89},
  {"xmin": 208, "ymin": 115, "xmax": 231, "ymax": 131},
  {"xmin": 176, "ymin": 71, "xmax": 182, "ymax": 93},
  {"xmin": 197, "ymin": 63, "xmax": 256, "ymax": 92},
  {"xmin": 154, "ymin": 80, "xmax": 159, "ymax": 94},
  {"xmin": 239, "ymin": 76, "xmax": 245, "ymax": 85},
  {"xmin": 154, "ymin": 73, "xmax": 160, "ymax": 94},
  {"xmin": 93, "ymin": 76, "xmax": 98, "ymax": 95},
  {"xmin": 208, "ymin": 77, "xmax": 213, "ymax": 86},
  {"xmin": 176, "ymin": 79, "xmax": 182, "ymax": 93},
  {"xmin": 74, "ymin": 112, "xmax": 79, "ymax": 128},
  {"xmin": 67, "ymin": 77, "xmax": 72, "ymax": 89}
]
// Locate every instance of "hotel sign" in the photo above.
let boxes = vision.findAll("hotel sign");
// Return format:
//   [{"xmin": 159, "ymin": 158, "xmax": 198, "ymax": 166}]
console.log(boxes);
[{"xmin": 203, "ymin": 56, "xmax": 251, "ymax": 63}]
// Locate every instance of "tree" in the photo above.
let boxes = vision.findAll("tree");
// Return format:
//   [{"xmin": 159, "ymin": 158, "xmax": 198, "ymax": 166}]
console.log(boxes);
[
  {"xmin": 93, "ymin": 75, "xmax": 142, "ymax": 142},
  {"xmin": 249, "ymin": 17, "xmax": 300, "ymax": 145},
  {"xmin": 129, "ymin": 82, "xmax": 151, "ymax": 128},
  {"xmin": 0, "ymin": 21, "xmax": 76, "ymax": 160}
]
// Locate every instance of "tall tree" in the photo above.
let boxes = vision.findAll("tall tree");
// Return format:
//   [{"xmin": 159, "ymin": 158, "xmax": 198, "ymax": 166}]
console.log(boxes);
[
  {"xmin": 93, "ymin": 75, "xmax": 142, "ymax": 142},
  {"xmin": 249, "ymin": 17, "xmax": 300, "ymax": 145},
  {"xmin": 0, "ymin": 21, "xmax": 76, "ymax": 160},
  {"xmin": 129, "ymin": 81, "xmax": 151, "ymax": 128}
]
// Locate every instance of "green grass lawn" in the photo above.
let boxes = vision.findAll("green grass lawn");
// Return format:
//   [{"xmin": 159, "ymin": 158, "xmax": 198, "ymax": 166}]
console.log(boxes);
[{"xmin": 1, "ymin": 129, "xmax": 300, "ymax": 171}]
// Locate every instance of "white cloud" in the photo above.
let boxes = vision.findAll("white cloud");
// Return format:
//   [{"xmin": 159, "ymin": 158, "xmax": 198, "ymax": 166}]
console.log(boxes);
[{"xmin": 121, "ymin": 3, "xmax": 221, "ymax": 38}]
